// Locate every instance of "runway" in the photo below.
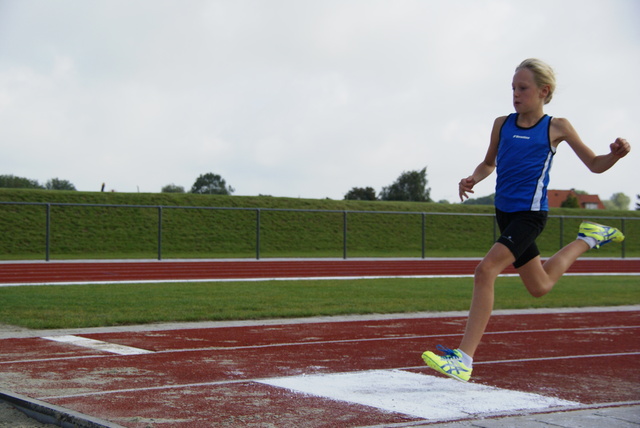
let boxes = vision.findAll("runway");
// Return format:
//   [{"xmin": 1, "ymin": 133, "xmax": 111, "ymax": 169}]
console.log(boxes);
[{"xmin": 1, "ymin": 308, "xmax": 638, "ymax": 427}]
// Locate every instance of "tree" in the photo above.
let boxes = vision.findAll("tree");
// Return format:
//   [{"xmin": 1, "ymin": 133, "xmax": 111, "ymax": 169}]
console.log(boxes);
[
  {"xmin": 162, "ymin": 184, "xmax": 185, "ymax": 193},
  {"xmin": 190, "ymin": 173, "xmax": 235, "ymax": 195},
  {"xmin": 636, "ymin": 194, "xmax": 640, "ymax": 211},
  {"xmin": 561, "ymin": 193, "xmax": 580, "ymax": 208},
  {"xmin": 603, "ymin": 193, "xmax": 630, "ymax": 210},
  {"xmin": 463, "ymin": 193, "xmax": 495, "ymax": 206},
  {"xmin": 379, "ymin": 167, "xmax": 432, "ymax": 202},
  {"xmin": 344, "ymin": 187, "xmax": 377, "ymax": 201},
  {"xmin": 45, "ymin": 178, "xmax": 76, "ymax": 191},
  {"xmin": 0, "ymin": 174, "xmax": 43, "ymax": 189}
]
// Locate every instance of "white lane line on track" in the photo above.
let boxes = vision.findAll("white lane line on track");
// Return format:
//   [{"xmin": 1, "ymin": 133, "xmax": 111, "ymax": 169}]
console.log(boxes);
[
  {"xmin": 31, "ymin": 351, "xmax": 640, "ymax": 400},
  {"xmin": 475, "ymin": 351, "xmax": 640, "ymax": 365},
  {"xmin": 60, "ymin": 370, "xmax": 578, "ymax": 422},
  {"xmin": 0, "ymin": 275, "xmax": 476, "ymax": 287},
  {"xmin": 38, "ymin": 352, "xmax": 640, "ymax": 404},
  {"xmin": 404, "ymin": 351, "xmax": 640, "ymax": 369},
  {"xmin": 42, "ymin": 335, "xmax": 154, "ymax": 355},
  {"xmin": 6, "ymin": 349, "xmax": 640, "ymax": 368},
  {"xmin": 0, "ymin": 325, "xmax": 636, "ymax": 365},
  {"xmin": 159, "ymin": 324, "xmax": 640, "ymax": 352},
  {"xmin": 1, "ymin": 271, "xmax": 638, "ymax": 287}
]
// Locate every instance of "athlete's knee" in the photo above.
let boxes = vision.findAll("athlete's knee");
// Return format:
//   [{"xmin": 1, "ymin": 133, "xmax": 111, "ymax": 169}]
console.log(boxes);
[
  {"xmin": 474, "ymin": 260, "xmax": 501, "ymax": 285},
  {"xmin": 523, "ymin": 279, "xmax": 555, "ymax": 298},
  {"xmin": 527, "ymin": 286, "xmax": 549, "ymax": 298}
]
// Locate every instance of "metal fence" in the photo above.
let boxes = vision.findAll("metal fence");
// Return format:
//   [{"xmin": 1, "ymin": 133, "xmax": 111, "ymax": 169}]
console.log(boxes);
[{"xmin": 0, "ymin": 201, "xmax": 637, "ymax": 261}]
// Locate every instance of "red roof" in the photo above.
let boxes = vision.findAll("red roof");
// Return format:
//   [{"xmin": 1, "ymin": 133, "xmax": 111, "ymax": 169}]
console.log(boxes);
[{"xmin": 547, "ymin": 189, "xmax": 605, "ymax": 209}]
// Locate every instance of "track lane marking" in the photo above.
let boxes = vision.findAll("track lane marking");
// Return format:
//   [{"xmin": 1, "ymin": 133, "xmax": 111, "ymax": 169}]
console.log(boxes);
[
  {"xmin": 2, "ymin": 271, "xmax": 638, "ymax": 287},
  {"xmin": 0, "ymin": 324, "xmax": 636, "ymax": 365},
  {"xmin": 152, "ymin": 325, "xmax": 640, "ymax": 352},
  {"xmin": 405, "ymin": 351, "xmax": 640, "ymax": 369},
  {"xmin": 42, "ymin": 335, "xmax": 154, "ymax": 355},
  {"xmin": 33, "ymin": 351, "xmax": 640, "ymax": 400},
  {"xmin": 475, "ymin": 351, "xmax": 640, "ymax": 365}
]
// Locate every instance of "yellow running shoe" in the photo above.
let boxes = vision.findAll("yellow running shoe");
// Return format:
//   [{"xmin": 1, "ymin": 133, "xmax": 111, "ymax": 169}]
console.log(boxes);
[
  {"xmin": 422, "ymin": 345, "xmax": 472, "ymax": 382},
  {"xmin": 578, "ymin": 221, "xmax": 625, "ymax": 249}
]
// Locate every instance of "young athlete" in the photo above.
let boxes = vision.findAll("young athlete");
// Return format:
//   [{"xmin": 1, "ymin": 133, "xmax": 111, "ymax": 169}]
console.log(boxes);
[{"xmin": 422, "ymin": 58, "xmax": 631, "ymax": 382}]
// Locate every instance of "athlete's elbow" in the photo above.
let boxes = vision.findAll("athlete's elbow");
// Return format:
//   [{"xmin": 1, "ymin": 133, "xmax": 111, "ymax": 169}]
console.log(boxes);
[
  {"xmin": 588, "ymin": 165, "xmax": 611, "ymax": 174},
  {"xmin": 586, "ymin": 155, "xmax": 618, "ymax": 174}
]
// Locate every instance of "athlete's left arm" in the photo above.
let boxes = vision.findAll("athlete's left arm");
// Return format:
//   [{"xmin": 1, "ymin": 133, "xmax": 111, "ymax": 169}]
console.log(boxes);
[{"xmin": 551, "ymin": 117, "xmax": 631, "ymax": 174}]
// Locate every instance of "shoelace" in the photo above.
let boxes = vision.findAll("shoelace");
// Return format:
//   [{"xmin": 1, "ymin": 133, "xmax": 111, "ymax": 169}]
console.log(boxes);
[
  {"xmin": 435, "ymin": 344, "xmax": 459, "ymax": 359},
  {"xmin": 435, "ymin": 344, "xmax": 469, "ymax": 376}
]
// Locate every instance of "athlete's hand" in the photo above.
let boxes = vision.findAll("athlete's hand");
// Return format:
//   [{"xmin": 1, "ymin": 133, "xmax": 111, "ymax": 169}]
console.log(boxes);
[
  {"xmin": 459, "ymin": 176, "xmax": 476, "ymax": 202},
  {"xmin": 610, "ymin": 138, "xmax": 630, "ymax": 158}
]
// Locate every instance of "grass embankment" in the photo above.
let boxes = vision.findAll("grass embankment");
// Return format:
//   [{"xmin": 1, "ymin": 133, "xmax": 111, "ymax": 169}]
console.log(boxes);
[{"xmin": 1, "ymin": 188, "xmax": 638, "ymax": 260}]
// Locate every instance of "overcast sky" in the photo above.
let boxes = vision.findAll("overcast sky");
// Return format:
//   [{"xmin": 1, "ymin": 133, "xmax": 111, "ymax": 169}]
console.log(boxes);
[{"xmin": 1, "ymin": 0, "xmax": 638, "ymax": 206}]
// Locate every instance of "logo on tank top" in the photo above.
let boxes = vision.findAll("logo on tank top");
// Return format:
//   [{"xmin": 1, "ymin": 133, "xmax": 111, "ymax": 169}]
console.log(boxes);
[{"xmin": 512, "ymin": 134, "xmax": 530, "ymax": 140}]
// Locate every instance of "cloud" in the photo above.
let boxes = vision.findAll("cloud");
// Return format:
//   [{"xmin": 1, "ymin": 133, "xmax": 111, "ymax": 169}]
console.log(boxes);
[{"xmin": 0, "ymin": 0, "xmax": 638, "ymax": 203}]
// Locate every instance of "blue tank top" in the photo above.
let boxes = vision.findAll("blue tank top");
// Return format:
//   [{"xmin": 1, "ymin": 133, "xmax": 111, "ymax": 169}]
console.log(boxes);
[{"xmin": 495, "ymin": 113, "xmax": 555, "ymax": 212}]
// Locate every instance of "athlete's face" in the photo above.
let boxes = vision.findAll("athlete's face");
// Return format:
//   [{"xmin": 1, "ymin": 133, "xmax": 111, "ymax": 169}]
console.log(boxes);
[{"xmin": 512, "ymin": 68, "xmax": 548, "ymax": 114}]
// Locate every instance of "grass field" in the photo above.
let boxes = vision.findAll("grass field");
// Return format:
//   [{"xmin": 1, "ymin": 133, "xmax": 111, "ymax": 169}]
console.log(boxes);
[{"xmin": 0, "ymin": 276, "xmax": 637, "ymax": 329}]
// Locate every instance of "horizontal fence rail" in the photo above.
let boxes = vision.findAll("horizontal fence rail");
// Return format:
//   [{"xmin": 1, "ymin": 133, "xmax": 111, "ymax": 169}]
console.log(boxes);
[{"xmin": 0, "ymin": 201, "xmax": 637, "ymax": 261}]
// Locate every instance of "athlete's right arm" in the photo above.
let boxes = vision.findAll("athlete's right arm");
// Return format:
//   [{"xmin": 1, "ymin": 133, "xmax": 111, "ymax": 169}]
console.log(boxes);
[{"xmin": 458, "ymin": 116, "xmax": 505, "ymax": 201}]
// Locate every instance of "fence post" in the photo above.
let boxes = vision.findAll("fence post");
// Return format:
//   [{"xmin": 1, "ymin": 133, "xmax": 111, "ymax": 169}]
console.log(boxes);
[
  {"xmin": 621, "ymin": 218, "xmax": 626, "ymax": 259},
  {"xmin": 157, "ymin": 206, "xmax": 163, "ymax": 260},
  {"xmin": 256, "ymin": 209, "xmax": 261, "ymax": 260},
  {"xmin": 343, "ymin": 211, "xmax": 348, "ymax": 260},
  {"xmin": 45, "ymin": 203, "xmax": 51, "ymax": 262},
  {"xmin": 422, "ymin": 213, "xmax": 426, "ymax": 259}
]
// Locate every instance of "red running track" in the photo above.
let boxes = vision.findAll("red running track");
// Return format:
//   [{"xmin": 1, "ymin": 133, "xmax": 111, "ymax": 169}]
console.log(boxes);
[
  {"xmin": 1, "ymin": 258, "xmax": 639, "ymax": 284},
  {"xmin": 0, "ymin": 310, "xmax": 639, "ymax": 427},
  {"xmin": 1, "ymin": 258, "xmax": 639, "ymax": 426}
]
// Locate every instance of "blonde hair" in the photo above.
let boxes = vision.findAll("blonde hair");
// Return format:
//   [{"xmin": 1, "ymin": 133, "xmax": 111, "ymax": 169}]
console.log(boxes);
[{"xmin": 516, "ymin": 58, "xmax": 556, "ymax": 104}]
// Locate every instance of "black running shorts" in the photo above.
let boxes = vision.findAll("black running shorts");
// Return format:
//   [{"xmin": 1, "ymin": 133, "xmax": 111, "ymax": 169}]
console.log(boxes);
[{"xmin": 495, "ymin": 209, "xmax": 548, "ymax": 268}]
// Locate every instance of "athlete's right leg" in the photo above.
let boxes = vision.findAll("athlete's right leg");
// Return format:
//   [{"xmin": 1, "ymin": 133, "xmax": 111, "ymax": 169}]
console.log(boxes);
[
  {"xmin": 422, "ymin": 243, "xmax": 515, "ymax": 382},
  {"xmin": 458, "ymin": 242, "xmax": 515, "ymax": 358}
]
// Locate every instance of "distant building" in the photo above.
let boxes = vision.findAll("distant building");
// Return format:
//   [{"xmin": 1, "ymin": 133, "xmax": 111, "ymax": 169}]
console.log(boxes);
[{"xmin": 547, "ymin": 189, "xmax": 605, "ymax": 210}]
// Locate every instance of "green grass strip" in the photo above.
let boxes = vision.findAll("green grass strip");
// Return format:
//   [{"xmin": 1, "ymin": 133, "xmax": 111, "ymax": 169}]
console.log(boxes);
[{"xmin": 0, "ymin": 276, "xmax": 638, "ymax": 330}]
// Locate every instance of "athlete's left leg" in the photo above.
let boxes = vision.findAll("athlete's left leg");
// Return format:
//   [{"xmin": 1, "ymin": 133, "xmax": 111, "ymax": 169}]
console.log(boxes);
[{"xmin": 517, "ymin": 240, "xmax": 590, "ymax": 298}]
